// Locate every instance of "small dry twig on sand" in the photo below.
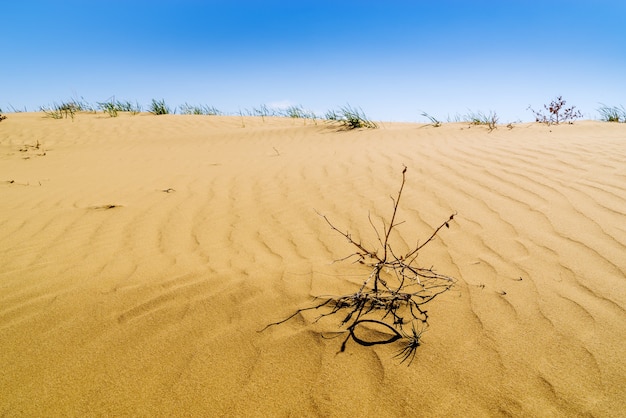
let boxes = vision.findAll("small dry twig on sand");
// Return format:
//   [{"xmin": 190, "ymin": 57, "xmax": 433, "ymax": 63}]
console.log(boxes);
[{"xmin": 262, "ymin": 166, "xmax": 457, "ymax": 365}]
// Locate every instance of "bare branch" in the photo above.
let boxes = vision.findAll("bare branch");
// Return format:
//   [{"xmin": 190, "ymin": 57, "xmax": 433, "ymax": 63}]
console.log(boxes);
[
  {"xmin": 264, "ymin": 166, "xmax": 457, "ymax": 365},
  {"xmin": 382, "ymin": 165, "xmax": 407, "ymax": 261},
  {"xmin": 405, "ymin": 212, "xmax": 456, "ymax": 260},
  {"xmin": 259, "ymin": 298, "xmax": 334, "ymax": 331},
  {"xmin": 368, "ymin": 212, "xmax": 385, "ymax": 250},
  {"xmin": 316, "ymin": 210, "xmax": 382, "ymax": 263}
]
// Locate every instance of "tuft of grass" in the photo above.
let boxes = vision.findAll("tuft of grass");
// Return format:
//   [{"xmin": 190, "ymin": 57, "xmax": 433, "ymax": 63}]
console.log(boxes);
[
  {"xmin": 180, "ymin": 103, "xmax": 221, "ymax": 115},
  {"xmin": 98, "ymin": 101, "xmax": 119, "ymax": 117},
  {"xmin": 250, "ymin": 104, "xmax": 273, "ymax": 119},
  {"xmin": 97, "ymin": 98, "xmax": 142, "ymax": 117},
  {"xmin": 40, "ymin": 99, "xmax": 92, "ymax": 120},
  {"xmin": 40, "ymin": 105, "xmax": 67, "ymax": 120},
  {"xmin": 420, "ymin": 112, "xmax": 442, "ymax": 127},
  {"xmin": 324, "ymin": 109, "xmax": 340, "ymax": 120},
  {"xmin": 597, "ymin": 104, "xmax": 626, "ymax": 123},
  {"xmin": 118, "ymin": 100, "xmax": 141, "ymax": 115},
  {"xmin": 148, "ymin": 99, "xmax": 173, "ymax": 115},
  {"xmin": 248, "ymin": 104, "xmax": 318, "ymax": 122},
  {"xmin": 7, "ymin": 104, "xmax": 27, "ymax": 113},
  {"xmin": 464, "ymin": 110, "xmax": 499, "ymax": 131},
  {"xmin": 279, "ymin": 105, "xmax": 319, "ymax": 123},
  {"xmin": 327, "ymin": 105, "xmax": 377, "ymax": 129},
  {"xmin": 282, "ymin": 105, "xmax": 306, "ymax": 119},
  {"xmin": 0, "ymin": 113, "xmax": 6, "ymax": 122}
]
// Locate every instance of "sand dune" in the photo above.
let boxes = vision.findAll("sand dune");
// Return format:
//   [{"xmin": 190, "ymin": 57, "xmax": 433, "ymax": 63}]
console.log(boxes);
[{"xmin": 1, "ymin": 113, "xmax": 625, "ymax": 416}]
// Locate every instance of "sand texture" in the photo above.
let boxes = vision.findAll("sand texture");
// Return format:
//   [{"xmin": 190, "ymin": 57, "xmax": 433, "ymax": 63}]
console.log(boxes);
[{"xmin": 1, "ymin": 113, "xmax": 625, "ymax": 416}]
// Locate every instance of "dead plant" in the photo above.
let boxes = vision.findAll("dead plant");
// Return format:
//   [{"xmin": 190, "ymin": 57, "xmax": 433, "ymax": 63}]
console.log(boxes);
[{"xmin": 262, "ymin": 166, "xmax": 457, "ymax": 365}]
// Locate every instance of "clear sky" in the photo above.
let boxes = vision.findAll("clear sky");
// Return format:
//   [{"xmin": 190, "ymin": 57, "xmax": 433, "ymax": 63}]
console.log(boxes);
[{"xmin": 2, "ymin": 1, "xmax": 625, "ymax": 122}]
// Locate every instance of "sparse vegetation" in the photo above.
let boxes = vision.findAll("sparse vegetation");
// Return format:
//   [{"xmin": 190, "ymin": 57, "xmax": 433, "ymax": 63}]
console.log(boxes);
[
  {"xmin": 21, "ymin": 96, "xmax": 609, "ymax": 126},
  {"xmin": 180, "ymin": 103, "xmax": 221, "ymax": 115},
  {"xmin": 279, "ymin": 105, "xmax": 318, "ymax": 123},
  {"xmin": 247, "ymin": 104, "xmax": 318, "ymax": 122},
  {"xmin": 465, "ymin": 110, "xmax": 499, "ymax": 131},
  {"xmin": 324, "ymin": 109, "xmax": 340, "ymax": 120},
  {"xmin": 238, "ymin": 108, "xmax": 246, "ymax": 128},
  {"xmin": 148, "ymin": 99, "xmax": 173, "ymax": 115},
  {"xmin": 421, "ymin": 112, "xmax": 442, "ymax": 127},
  {"xmin": 122, "ymin": 101, "xmax": 142, "ymax": 115},
  {"xmin": 0, "ymin": 113, "xmax": 6, "ymax": 122},
  {"xmin": 445, "ymin": 113, "xmax": 462, "ymax": 123},
  {"xmin": 7, "ymin": 104, "xmax": 27, "ymax": 113},
  {"xmin": 41, "ymin": 105, "xmax": 69, "ymax": 120},
  {"xmin": 250, "ymin": 104, "xmax": 273, "ymax": 120},
  {"xmin": 327, "ymin": 105, "xmax": 377, "ymax": 130},
  {"xmin": 528, "ymin": 96, "xmax": 582, "ymax": 125},
  {"xmin": 40, "ymin": 99, "xmax": 92, "ymax": 120},
  {"xmin": 597, "ymin": 104, "xmax": 626, "ymax": 123},
  {"xmin": 262, "ymin": 167, "xmax": 457, "ymax": 365},
  {"xmin": 97, "ymin": 99, "xmax": 142, "ymax": 117},
  {"xmin": 282, "ymin": 105, "xmax": 307, "ymax": 119},
  {"xmin": 97, "ymin": 101, "xmax": 119, "ymax": 118}
]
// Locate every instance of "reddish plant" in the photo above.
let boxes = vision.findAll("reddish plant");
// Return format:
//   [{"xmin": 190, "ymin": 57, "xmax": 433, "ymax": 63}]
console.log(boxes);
[{"xmin": 528, "ymin": 96, "xmax": 582, "ymax": 125}]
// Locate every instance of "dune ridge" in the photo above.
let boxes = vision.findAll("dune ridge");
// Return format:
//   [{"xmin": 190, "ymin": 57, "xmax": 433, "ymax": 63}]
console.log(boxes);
[{"xmin": 1, "ymin": 113, "xmax": 625, "ymax": 416}]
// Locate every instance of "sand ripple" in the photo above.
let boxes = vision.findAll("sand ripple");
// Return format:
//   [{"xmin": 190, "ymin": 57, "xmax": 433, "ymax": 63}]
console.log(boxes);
[{"xmin": 1, "ymin": 115, "xmax": 625, "ymax": 416}]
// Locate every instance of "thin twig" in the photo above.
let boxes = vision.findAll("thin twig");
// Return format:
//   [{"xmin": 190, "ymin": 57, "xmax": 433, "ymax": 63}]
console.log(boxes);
[
  {"xmin": 382, "ymin": 165, "xmax": 407, "ymax": 261},
  {"xmin": 405, "ymin": 212, "xmax": 457, "ymax": 259}
]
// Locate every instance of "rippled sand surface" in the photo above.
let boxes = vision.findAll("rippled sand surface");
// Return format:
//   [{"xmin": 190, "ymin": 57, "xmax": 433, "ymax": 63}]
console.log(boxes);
[{"xmin": 1, "ymin": 113, "xmax": 625, "ymax": 416}]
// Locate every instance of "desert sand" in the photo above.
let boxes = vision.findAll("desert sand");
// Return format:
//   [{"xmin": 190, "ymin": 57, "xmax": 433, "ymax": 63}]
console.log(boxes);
[{"xmin": 1, "ymin": 112, "xmax": 625, "ymax": 416}]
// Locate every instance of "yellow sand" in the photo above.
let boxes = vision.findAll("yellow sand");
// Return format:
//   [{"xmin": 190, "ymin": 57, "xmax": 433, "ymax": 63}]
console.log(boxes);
[{"xmin": 1, "ymin": 113, "xmax": 625, "ymax": 416}]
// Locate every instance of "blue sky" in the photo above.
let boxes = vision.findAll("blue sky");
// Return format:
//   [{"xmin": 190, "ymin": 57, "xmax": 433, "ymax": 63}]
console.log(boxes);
[{"xmin": 2, "ymin": 1, "xmax": 625, "ymax": 122}]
